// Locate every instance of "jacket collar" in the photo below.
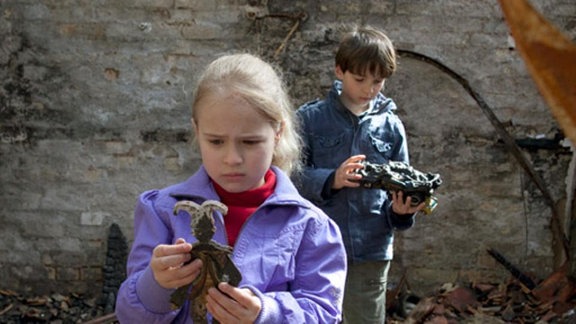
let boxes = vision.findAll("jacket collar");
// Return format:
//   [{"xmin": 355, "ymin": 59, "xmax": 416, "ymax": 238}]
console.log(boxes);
[
  {"xmin": 169, "ymin": 165, "xmax": 305, "ymax": 208},
  {"xmin": 328, "ymin": 80, "xmax": 395, "ymax": 116}
]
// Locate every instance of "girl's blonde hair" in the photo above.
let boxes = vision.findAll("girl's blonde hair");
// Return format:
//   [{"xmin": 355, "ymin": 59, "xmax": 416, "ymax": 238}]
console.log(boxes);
[{"xmin": 191, "ymin": 53, "xmax": 302, "ymax": 175}]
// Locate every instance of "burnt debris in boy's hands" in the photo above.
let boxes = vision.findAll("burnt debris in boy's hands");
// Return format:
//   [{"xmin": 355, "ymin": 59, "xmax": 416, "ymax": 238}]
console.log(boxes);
[{"xmin": 356, "ymin": 161, "xmax": 442, "ymax": 214}]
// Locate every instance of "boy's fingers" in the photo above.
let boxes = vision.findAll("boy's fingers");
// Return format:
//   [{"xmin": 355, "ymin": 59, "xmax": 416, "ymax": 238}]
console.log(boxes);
[{"xmin": 349, "ymin": 154, "xmax": 366, "ymax": 162}]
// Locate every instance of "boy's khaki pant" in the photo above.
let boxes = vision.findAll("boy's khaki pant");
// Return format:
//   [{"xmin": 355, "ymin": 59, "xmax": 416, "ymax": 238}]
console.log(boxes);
[{"xmin": 342, "ymin": 260, "xmax": 390, "ymax": 324}]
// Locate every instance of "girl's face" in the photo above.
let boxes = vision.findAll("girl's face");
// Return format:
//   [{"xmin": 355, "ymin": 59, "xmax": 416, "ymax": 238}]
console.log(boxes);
[
  {"xmin": 335, "ymin": 65, "xmax": 385, "ymax": 114},
  {"xmin": 194, "ymin": 93, "xmax": 278, "ymax": 193}
]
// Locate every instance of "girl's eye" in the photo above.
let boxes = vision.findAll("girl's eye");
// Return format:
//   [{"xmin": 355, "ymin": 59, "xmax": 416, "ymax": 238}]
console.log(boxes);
[
  {"xmin": 244, "ymin": 140, "xmax": 261, "ymax": 145},
  {"xmin": 208, "ymin": 139, "xmax": 224, "ymax": 145}
]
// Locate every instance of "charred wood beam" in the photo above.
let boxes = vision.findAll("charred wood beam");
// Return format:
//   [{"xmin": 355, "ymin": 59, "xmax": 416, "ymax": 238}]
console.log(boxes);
[
  {"xmin": 244, "ymin": 8, "xmax": 308, "ymax": 60},
  {"xmin": 82, "ymin": 313, "xmax": 117, "ymax": 324},
  {"xmin": 498, "ymin": 0, "xmax": 576, "ymax": 280},
  {"xmin": 487, "ymin": 248, "xmax": 537, "ymax": 290},
  {"xmin": 515, "ymin": 138, "xmax": 564, "ymax": 151},
  {"xmin": 398, "ymin": 49, "xmax": 570, "ymax": 266}
]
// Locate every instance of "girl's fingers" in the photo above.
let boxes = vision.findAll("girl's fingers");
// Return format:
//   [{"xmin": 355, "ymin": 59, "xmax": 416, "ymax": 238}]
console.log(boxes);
[{"xmin": 153, "ymin": 242, "xmax": 192, "ymax": 258}]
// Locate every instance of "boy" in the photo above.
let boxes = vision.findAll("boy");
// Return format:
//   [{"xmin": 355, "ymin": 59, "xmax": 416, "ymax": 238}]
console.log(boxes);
[{"xmin": 295, "ymin": 26, "xmax": 424, "ymax": 323}]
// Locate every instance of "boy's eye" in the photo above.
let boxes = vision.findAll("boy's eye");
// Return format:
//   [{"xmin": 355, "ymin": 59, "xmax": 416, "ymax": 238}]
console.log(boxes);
[{"xmin": 244, "ymin": 140, "xmax": 262, "ymax": 145}]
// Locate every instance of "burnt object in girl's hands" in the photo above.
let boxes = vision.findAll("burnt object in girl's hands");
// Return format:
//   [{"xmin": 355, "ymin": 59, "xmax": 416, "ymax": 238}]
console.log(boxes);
[
  {"xmin": 356, "ymin": 161, "xmax": 442, "ymax": 214},
  {"xmin": 171, "ymin": 200, "xmax": 242, "ymax": 323}
]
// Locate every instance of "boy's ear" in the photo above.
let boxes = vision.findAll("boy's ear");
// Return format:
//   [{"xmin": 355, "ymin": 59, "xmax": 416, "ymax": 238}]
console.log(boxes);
[{"xmin": 335, "ymin": 65, "xmax": 344, "ymax": 80}]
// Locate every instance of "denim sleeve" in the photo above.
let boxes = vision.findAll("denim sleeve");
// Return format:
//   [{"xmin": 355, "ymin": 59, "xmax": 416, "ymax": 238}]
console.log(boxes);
[
  {"xmin": 387, "ymin": 116, "xmax": 416, "ymax": 230},
  {"xmin": 385, "ymin": 196, "xmax": 416, "ymax": 230},
  {"xmin": 294, "ymin": 110, "xmax": 338, "ymax": 202},
  {"xmin": 321, "ymin": 171, "xmax": 340, "ymax": 200},
  {"xmin": 296, "ymin": 167, "xmax": 335, "ymax": 202},
  {"xmin": 389, "ymin": 209, "xmax": 416, "ymax": 230}
]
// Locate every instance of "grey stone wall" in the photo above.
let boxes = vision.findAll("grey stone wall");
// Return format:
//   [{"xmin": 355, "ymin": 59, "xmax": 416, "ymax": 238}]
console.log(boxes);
[{"xmin": 1, "ymin": 0, "xmax": 574, "ymax": 297}]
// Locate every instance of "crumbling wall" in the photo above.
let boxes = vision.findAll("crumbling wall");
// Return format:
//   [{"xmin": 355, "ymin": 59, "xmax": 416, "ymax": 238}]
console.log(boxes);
[{"xmin": 1, "ymin": 0, "xmax": 574, "ymax": 297}]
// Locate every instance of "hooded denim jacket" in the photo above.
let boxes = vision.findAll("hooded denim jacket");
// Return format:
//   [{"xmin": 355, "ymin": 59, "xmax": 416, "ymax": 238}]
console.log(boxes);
[
  {"xmin": 295, "ymin": 81, "xmax": 415, "ymax": 263},
  {"xmin": 115, "ymin": 166, "xmax": 347, "ymax": 323}
]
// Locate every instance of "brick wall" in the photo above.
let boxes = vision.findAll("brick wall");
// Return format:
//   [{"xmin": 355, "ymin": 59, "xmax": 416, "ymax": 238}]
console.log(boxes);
[{"xmin": 1, "ymin": 0, "xmax": 575, "ymax": 296}]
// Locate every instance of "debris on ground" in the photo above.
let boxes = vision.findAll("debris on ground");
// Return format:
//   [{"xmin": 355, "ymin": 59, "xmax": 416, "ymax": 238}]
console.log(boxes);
[
  {"xmin": 386, "ymin": 248, "xmax": 576, "ymax": 323},
  {"xmin": 0, "ymin": 289, "xmax": 116, "ymax": 324},
  {"xmin": 387, "ymin": 279, "xmax": 576, "ymax": 323},
  {"xmin": 2, "ymin": 248, "xmax": 574, "ymax": 323}
]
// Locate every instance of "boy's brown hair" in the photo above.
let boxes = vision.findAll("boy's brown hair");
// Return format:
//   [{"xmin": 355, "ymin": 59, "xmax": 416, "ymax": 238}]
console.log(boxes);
[{"xmin": 335, "ymin": 26, "xmax": 397, "ymax": 79}]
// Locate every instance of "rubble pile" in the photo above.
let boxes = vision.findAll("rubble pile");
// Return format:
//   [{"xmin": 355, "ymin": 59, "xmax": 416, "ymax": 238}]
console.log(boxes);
[
  {"xmin": 3, "ymin": 275, "xmax": 574, "ymax": 324},
  {"xmin": 387, "ymin": 249, "xmax": 576, "ymax": 323},
  {"xmin": 1, "ymin": 249, "xmax": 574, "ymax": 323},
  {"xmin": 0, "ymin": 289, "xmax": 115, "ymax": 324},
  {"xmin": 388, "ymin": 279, "xmax": 576, "ymax": 323}
]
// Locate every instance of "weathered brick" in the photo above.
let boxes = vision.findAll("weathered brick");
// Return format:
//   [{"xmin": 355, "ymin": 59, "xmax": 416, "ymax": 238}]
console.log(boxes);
[
  {"xmin": 57, "ymin": 267, "xmax": 81, "ymax": 281},
  {"xmin": 81, "ymin": 267, "xmax": 103, "ymax": 281},
  {"xmin": 1, "ymin": 0, "xmax": 573, "ymax": 298}
]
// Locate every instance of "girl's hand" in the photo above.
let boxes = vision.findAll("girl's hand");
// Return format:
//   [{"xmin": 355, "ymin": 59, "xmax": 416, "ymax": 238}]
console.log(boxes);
[
  {"xmin": 332, "ymin": 154, "xmax": 366, "ymax": 190},
  {"xmin": 391, "ymin": 191, "xmax": 425, "ymax": 215},
  {"xmin": 150, "ymin": 238, "xmax": 201, "ymax": 289},
  {"xmin": 206, "ymin": 282, "xmax": 261, "ymax": 324}
]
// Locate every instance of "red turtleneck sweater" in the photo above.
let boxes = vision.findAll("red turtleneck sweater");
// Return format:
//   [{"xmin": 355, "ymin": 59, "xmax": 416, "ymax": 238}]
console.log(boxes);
[{"xmin": 213, "ymin": 169, "xmax": 276, "ymax": 247}]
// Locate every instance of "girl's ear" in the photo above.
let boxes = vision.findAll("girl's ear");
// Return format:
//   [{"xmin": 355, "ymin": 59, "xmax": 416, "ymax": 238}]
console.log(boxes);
[
  {"xmin": 275, "ymin": 121, "xmax": 285, "ymax": 144},
  {"xmin": 335, "ymin": 65, "xmax": 344, "ymax": 80}
]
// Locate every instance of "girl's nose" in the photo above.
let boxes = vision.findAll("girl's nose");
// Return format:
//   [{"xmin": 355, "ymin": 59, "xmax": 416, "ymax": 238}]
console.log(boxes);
[{"xmin": 224, "ymin": 144, "xmax": 243, "ymax": 165}]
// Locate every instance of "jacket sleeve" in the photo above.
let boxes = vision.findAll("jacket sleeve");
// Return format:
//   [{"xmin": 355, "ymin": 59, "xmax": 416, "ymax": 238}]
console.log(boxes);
[
  {"xmin": 296, "ymin": 167, "xmax": 335, "ymax": 203},
  {"xmin": 252, "ymin": 211, "xmax": 347, "ymax": 324},
  {"xmin": 387, "ymin": 116, "xmax": 417, "ymax": 230},
  {"xmin": 115, "ymin": 190, "xmax": 188, "ymax": 323},
  {"xmin": 391, "ymin": 116, "xmax": 410, "ymax": 164},
  {"xmin": 389, "ymin": 207, "xmax": 416, "ymax": 230},
  {"xmin": 293, "ymin": 109, "xmax": 336, "ymax": 203}
]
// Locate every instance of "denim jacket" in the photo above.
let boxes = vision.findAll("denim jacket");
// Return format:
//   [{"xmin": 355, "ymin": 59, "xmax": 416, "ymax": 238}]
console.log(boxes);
[
  {"xmin": 116, "ymin": 166, "xmax": 347, "ymax": 323},
  {"xmin": 294, "ymin": 81, "xmax": 415, "ymax": 263}
]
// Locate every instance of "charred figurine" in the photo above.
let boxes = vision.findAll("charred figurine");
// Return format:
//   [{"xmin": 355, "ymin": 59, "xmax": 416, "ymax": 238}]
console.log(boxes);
[
  {"xmin": 171, "ymin": 200, "xmax": 242, "ymax": 323},
  {"xmin": 356, "ymin": 161, "xmax": 442, "ymax": 214}
]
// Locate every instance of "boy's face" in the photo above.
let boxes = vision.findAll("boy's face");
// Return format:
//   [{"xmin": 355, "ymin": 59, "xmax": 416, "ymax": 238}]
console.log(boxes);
[
  {"xmin": 193, "ymin": 93, "xmax": 278, "ymax": 193},
  {"xmin": 335, "ymin": 65, "xmax": 385, "ymax": 113}
]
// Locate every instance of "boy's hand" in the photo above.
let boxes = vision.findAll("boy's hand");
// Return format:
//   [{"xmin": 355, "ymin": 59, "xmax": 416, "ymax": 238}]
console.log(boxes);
[
  {"xmin": 332, "ymin": 154, "xmax": 366, "ymax": 190},
  {"xmin": 206, "ymin": 282, "xmax": 261, "ymax": 324},
  {"xmin": 150, "ymin": 238, "xmax": 201, "ymax": 289},
  {"xmin": 391, "ymin": 191, "xmax": 425, "ymax": 215}
]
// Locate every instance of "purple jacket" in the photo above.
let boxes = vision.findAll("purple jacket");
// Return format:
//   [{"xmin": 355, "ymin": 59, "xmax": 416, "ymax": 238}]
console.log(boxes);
[{"xmin": 115, "ymin": 166, "xmax": 347, "ymax": 323}]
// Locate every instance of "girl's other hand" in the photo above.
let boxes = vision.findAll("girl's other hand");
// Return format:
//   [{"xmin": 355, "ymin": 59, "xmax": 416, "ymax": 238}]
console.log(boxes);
[{"xmin": 206, "ymin": 282, "xmax": 261, "ymax": 324}]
